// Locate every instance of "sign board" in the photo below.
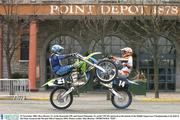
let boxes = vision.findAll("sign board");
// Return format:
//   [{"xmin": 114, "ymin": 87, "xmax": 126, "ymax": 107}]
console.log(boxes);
[{"xmin": 0, "ymin": 4, "xmax": 179, "ymax": 16}]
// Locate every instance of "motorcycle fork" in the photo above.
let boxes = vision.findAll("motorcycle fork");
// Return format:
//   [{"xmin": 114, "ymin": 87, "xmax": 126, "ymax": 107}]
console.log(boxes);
[
  {"xmin": 61, "ymin": 87, "xmax": 75, "ymax": 99},
  {"xmin": 108, "ymin": 88, "xmax": 123, "ymax": 99}
]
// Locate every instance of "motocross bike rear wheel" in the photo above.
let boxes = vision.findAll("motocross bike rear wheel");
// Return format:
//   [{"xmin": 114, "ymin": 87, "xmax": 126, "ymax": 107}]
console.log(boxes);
[
  {"xmin": 96, "ymin": 59, "xmax": 117, "ymax": 83},
  {"xmin": 111, "ymin": 90, "xmax": 132, "ymax": 109},
  {"xmin": 50, "ymin": 87, "xmax": 73, "ymax": 109}
]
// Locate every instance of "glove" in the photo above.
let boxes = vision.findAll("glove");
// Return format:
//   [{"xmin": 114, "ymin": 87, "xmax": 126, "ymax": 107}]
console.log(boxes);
[
  {"xmin": 122, "ymin": 63, "xmax": 126, "ymax": 66},
  {"xmin": 109, "ymin": 56, "xmax": 117, "ymax": 62},
  {"xmin": 70, "ymin": 53, "xmax": 77, "ymax": 57}
]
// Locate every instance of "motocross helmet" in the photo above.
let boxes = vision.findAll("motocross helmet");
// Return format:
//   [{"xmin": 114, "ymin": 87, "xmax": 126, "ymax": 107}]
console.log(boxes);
[
  {"xmin": 121, "ymin": 47, "xmax": 133, "ymax": 58},
  {"xmin": 51, "ymin": 44, "xmax": 64, "ymax": 54}
]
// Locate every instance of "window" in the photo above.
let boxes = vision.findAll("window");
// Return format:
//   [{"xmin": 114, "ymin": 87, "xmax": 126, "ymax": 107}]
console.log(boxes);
[
  {"xmin": 20, "ymin": 34, "xmax": 29, "ymax": 60},
  {"xmin": 94, "ymin": 36, "xmax": 126, "ymax": 56},
  {"xmin": 139, "ymin": 37, "xmax": 176, "ymax": 91}
]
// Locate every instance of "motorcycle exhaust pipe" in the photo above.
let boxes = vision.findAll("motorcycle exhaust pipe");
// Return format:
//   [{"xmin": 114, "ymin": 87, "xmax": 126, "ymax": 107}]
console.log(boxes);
[{"xmin": 61, "ymin": 87, "xmax": 75, "ymax": 99}]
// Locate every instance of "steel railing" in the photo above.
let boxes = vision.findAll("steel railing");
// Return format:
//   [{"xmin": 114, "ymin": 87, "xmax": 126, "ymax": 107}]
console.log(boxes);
[{"xmin": 0, "ymin": 79, "xmax": 29, "ymax": 100}]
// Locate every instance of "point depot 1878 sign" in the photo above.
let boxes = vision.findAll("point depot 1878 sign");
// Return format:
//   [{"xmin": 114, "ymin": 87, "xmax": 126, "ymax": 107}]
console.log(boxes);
[
  {"xmin": 0, "ymin": 4, "xmax": 180, "ymax": 16},
  {"xmin": 50, "ymin": 5, "xmax": 179, "ymax": 16}
]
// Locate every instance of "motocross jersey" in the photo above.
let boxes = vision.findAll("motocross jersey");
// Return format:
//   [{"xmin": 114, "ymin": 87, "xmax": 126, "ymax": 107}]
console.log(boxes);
[
  {"xmin": 49, "ymin": 53, "xmax": 73, "ymax": 76},
  {"xmin": 121, "ymin": 56, "xmax": 133, "ymax": 76}
]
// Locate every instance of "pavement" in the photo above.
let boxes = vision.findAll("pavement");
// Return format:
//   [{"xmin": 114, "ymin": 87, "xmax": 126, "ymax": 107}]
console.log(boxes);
[{"xmin": 1, "ymin": 91, "xmax": 180, "ymax": 102}]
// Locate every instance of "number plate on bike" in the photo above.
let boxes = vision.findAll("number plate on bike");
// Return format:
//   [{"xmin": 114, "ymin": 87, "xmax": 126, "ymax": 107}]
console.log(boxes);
[
  {"xmin": 118, "ymin": 80, "xmax": 126, "ymax": 87},
  {"xmin": 57, "ymin": 78, "xmax": 65, "ymax": 84},
  {"xmin": 113, "ymin": 78, "xmax": 129, "ymax": 89}
]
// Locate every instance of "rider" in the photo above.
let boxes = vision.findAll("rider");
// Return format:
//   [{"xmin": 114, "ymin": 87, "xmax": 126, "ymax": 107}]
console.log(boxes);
[
  {"xmin": 49, "ymin": 44, "xmax": 85, "ymax": 86},
  {"xmin": 49, "ymin": 44, "xmax": 78, "ymax": 76},
  {"xmin": 112, "ymin": 47, "xmax": 133, "ymax": 77},
  {"xmin": 103, "ymin": 47, "xmax": 133, "ymax": 88}
]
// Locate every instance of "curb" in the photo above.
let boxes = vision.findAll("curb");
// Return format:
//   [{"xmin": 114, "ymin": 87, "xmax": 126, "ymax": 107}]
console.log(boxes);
[
  {"xmin": 1, "ymin": 97, "xmax": 180, "ymax": 102},
  {"xmin": 25, "ymin": 98, "xmax": 49, "ymax": 101},
  {"xmin": 136, "ymin": 98, "xmax": 180, "ymax": 102}
]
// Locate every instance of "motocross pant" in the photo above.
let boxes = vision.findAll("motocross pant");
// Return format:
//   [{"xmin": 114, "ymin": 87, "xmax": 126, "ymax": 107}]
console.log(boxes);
[{"xmin": 55, "ymin": 65, "xmax": 74, "ymax": 76}]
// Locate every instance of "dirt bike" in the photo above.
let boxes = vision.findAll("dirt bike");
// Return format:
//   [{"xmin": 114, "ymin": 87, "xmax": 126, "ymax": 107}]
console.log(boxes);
[{"xmin": 42, "ymin": 52, "xmax": 138, "ymax": 109}]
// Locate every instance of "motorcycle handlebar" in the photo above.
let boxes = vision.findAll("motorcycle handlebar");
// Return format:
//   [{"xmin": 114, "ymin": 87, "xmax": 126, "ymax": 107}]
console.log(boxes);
[{"xmin": 74, "ymin": 53, "xmax": 84, "ymax": 59}]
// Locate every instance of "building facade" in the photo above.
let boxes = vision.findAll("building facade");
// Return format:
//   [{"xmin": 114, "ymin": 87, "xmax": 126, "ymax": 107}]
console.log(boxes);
[{"xmin": 0, "ymin": 0, "xmax": 180, "ymax": 91}]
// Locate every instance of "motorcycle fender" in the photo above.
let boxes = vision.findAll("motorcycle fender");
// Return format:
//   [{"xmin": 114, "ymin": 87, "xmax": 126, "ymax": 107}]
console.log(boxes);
[{"xmin": 41, "ymin": 79, "xmax": 56, "ymax": 87}]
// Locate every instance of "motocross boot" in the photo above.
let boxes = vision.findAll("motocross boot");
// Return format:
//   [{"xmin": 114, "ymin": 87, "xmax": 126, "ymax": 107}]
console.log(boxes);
[{"xmin": 71, "ymin": 72, "xmax": 86, "ymax": 86}]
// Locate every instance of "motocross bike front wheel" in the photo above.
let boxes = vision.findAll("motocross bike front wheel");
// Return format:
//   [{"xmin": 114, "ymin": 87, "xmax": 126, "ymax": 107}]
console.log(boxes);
[
  {"xmin": 111, "ymin": 90, "xmax": 132, "ymax": 109},
  {"xmin": 96, "ymin": 59, "xmax": 117, "ymax": 83},
  {"xmin": 50, "ymin": 87, "xmax": 73, "ymax": 109}
]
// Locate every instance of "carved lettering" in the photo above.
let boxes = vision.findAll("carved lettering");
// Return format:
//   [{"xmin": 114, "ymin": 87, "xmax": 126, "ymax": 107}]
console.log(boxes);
[
  {"xmin": 152, "ymin": 6, "xmax": 157, "ymax": 15},
  {"xmin": 111, "ymin": 5, "xmax": 119, "ymax": 14},
  {"xmin": 50, "ymin": 5, "xmax": 59, "ymax": 14},
  {"xmin": 49, "ymin": 5, "xmax": 180, "ymax": 16},
  {"xmin": 75, "ymin": 5, "xmax": 85, "ymax": 14},
  {"xmin": 139, "ymin": 6, "xmax": 144, "ymax": 15},
  {"xmin": 101, "ymin": 5, "xmax": 111, "ymax": 15},
  {"xmin": 87, "ymin": 5, "xmax": 94, "ymax": 14},
  {"xmin": 128, "ymin": 6, "xmax": 139, "ymax": 15},
  {"xmin": 69, "ymin": 5, "xmax": 74, "ymax": 14},
  {"xmin": 60, "ymin": 5, "xmax": 69, "ymax": 14},
  {"xmin": 171, "ymin": 6, "xmax": 178, "ymax": 15},
  {"xmin": 158, "ymin": 6, "xmax": 164, "ymax": 15},
  {"xmin": 120, "ymin": 6, "xmax": 128, "ymax": 15},
  {"xmin": 165, "ymin": 6, "xmax": 171, "ymax": 14}
]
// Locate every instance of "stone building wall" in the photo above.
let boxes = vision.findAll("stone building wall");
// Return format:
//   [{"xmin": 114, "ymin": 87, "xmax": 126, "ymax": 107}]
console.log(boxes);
[{"xmin": 3, "ymin": 52, "xmax": 28, "ymax": 78}]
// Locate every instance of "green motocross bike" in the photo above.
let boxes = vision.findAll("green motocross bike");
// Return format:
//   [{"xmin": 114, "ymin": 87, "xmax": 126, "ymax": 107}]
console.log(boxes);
[{"xmin": 42, "ymin": 52, "xmax": 137, "ymax": 109}]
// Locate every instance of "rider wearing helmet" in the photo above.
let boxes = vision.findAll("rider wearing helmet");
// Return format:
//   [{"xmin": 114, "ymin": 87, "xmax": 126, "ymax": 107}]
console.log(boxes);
[
  {"xmin": 112, "ymin": 47, "xmax": 133, "ymax": 77},
  {"xmin": 119, "ymin": 47, "xmax": 133, "ymax": 77},
  {"xmin": 49, "ymin": 44, "xmax": 77, "ymax": 76},
  {"xmin": 101, "ymin": 47, "xmax": 133, "ymax": 88}
]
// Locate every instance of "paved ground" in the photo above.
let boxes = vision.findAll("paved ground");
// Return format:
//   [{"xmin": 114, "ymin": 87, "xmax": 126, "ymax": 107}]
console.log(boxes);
[
  {"xmin": 1, "ymin": 91, "xmax": 180, "ymax": 101},
  {"xmin": 25, "ymin": 91, "xmax": 180, "ymax": 102},
  {"xmin": 1, "ymin": 98, "xmax": 180, "ymax": 114}
]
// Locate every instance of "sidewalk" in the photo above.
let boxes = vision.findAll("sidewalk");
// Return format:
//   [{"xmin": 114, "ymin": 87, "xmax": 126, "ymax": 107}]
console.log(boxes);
[
  {"xmin": 134, "ymin": 92, "xmax": 180, "ymax": 102},
  {"xmin": 1, "ymin": 91, "xmax": 180, "ymax": 102}
]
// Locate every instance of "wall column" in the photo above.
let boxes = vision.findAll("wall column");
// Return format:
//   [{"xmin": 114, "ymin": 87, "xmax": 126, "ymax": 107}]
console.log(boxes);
[
  {"xmin": 0, "ymin": 21, "xmax": 3, "ymax": 78},
  {"xmin": 28, "ymin": 20, "xmax": 37, "ymax": 91}
]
